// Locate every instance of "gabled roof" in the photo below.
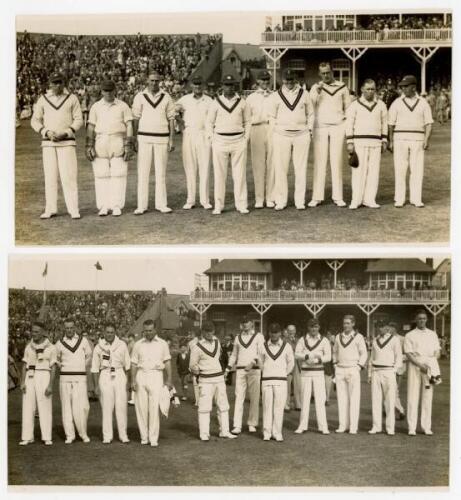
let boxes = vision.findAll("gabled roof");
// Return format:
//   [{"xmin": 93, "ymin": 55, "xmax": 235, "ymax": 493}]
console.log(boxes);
[
  {"xmin": 204, "ymin": 259, "xmax": 272, "ymax": 275},
  {"xmin": 128, "ymin": 293, "xmax": 190, "ymax": 337},
  {"xmin": 435, "ymin": 258, "xmax": 451, "ymax": 274},
  {"xmin": 223, "ymin": 43, "xmax": 264, "ymax": 61},
  {"xmin": 365, "ymin": 259, "xmax": 435, "ymax": 273}
]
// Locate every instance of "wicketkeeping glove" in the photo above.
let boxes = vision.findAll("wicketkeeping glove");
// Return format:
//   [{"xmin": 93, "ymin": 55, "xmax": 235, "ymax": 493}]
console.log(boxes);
[
  {"xmin": 85, "ymin": 136, "xmax": 96, "ymax": 162},
  {"xmin": 123, "ymin": 137, "xmax": 135, "ymax": 161}
]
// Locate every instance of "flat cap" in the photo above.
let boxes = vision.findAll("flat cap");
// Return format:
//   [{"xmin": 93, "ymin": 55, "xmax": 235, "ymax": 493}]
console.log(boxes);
[
  {"xmin": 191, "ymin": 76, "xmax": 203, "ymax": 85},
  {"xmin": 222, "ymin": 74, "xmax": 237, "ymax": 84},
  {"xmin": 259, "ymin": 70, "xmax": 271, "ymax": 81},
  {"xmin": 101, "ymin": 80, "xmax": 116, "ymax": 91},
  {"xmin": 49, "ymin": 72, "xmax": 64, "ymax": 84},
  {"xmin": 282, "ymin": 69, "xmax": 296, "ymax": 80},
  {"xmin": 399, "ymin": 75, "xmax": 417, "ymax": 87}
]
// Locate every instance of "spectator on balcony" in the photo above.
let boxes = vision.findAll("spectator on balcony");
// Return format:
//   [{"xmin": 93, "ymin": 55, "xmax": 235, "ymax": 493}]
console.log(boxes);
[{"xmin": 435, "ymin": 89, "xmax": 449, "ymax": 125}]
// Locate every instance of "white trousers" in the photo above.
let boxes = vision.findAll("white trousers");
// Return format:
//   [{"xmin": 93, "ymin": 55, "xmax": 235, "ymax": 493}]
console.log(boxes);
[
  {"xmin": 393, "ymin": 140, "xmax": 425, "ymax": 205},
  {"xmin": 92, "ymin": 134, "xmax": 127, "ymax": 210},
  {"xmin": 286, "ymin": 364, "xmax": 302, "ymax": 408},
  {"xmin": 395, "ymin": 374, "xmax": 405, "ymax": 414},
  {"xmin": 198, "ymin": 381, "xmax": 230, "ymax": 439},
  {"xmin": 21, "ymin": 370, "xmax": 52, "ymax": 442},
  {"xmin": 351, "ymin": 145, "xmax": 381, "ymax": 206},
  {"xmin": 250, "ymin": 124, "xmax": 274, "ymax": 205},
  {"xmin": 272, "ymin": 131, "xmax": 310, "ymax": 208},
  {"xmin": 262, "ymin": 382, "xmax": 287, "ymax": 439},
  {"xmin": 212, "ymin": 136, "xmax": 248, "ymax": 211},
  {"xmin": 312, "ymin": 123, "xmax": 345, "ymax": 202},
  {"xmin": 298, "ymin": 372, "xmax": 328, "ymax": 431},
  {"xmin": 182, "ymin": 128, "xmax": 211, "ymax": 206},
  {"xmin": 134, "ymin": 370, "xmax": 163, "ymax": 444},
  {"xmin": 407, "ymin": 362, "xmax": 434, "ymax": 433},
  {"xmin": 99, "ymin": 370, "xmax": 128, "ymax": 442},
  {"xmin": 233, "ymin": 368, "xmax": 261, "ymax": 429},
  {"xmin": 42, "ymin": 146, "xmax": 79, "ymax": 215},
  {"xmin": 336, "ymin": 366, "xmax": 361, "ymax": 432},
  {"xmin": 371, "ymin": 369, "xmax": 396, "ymax": 433},
  {"xmin": 137, "ymin": 141, "xmax": 169, "ymax": 211},
  {"xmin": 59, "ymin": 378, "xmax": 90, "ymax": 440}
]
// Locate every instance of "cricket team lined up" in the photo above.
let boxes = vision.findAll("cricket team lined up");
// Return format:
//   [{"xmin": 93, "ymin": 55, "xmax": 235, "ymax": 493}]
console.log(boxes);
[
  {"xmin": 19, "ymin": 310, "xmax": 441, "ymax": 446},
  {"xmin": 31, "ymin": 61, "xmax": 434, "ymax": 219}
]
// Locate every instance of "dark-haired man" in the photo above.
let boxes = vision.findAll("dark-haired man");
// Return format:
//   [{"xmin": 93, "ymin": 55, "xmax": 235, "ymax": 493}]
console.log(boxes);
[{"xmin": 91, "ymin": 323, "xmax": 131, "ymax": 444}]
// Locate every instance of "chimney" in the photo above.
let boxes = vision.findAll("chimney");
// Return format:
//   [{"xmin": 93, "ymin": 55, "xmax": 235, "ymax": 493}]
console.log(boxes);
[
  {"xmin": 211, "ymin": 259, "xmax": 219, "ymax": 267},
  {"xmin": 426, "ymin": 258, "xmax": 434, "ymax": 269}
]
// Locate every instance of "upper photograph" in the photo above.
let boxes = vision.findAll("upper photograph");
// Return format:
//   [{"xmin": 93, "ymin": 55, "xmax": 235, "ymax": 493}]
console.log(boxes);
[{"xmin": 14, "ymin": 10, "xmax": 452, "ymax": 245}]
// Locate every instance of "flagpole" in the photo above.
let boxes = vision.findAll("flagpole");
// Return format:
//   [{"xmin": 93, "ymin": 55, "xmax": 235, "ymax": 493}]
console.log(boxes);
[{"xmin": 43, "ymin": 272, "xmax": 47, "ymax": 305}]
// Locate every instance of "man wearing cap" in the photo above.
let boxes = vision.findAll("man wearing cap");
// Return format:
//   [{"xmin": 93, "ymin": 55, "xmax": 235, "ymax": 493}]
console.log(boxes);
[
  {"xmin": 55, "ymin": 318, "xmax": 92, "ymax": 444},
  {"xmin": 245, "ymin": 70, "xmax": 275, "ymax": 208},
  {"xmin": 333, "ymin": 315, "xmax": 368, "ymax": 434},
  {"xmin": 388, "ymin": 75, "xmax": 433, "ymax": 208},
  {"xmin": 189, "ymin": 321, "xmax": 237, "ymax": 440},
  {"xmin": 205, "ymin": 82, "xmax": 217, "ymax": 100},
  {"xmin": 294, "ymin": 318, "xmax": 331, "ymax": 434},
  {"xmin": 91, "ymin": 323, "xmax": 131, "ymax": 444},
  {"xmin": 284, "ymin": 324, "xmax": 302, "ymax": 411},
  {"xmin": 225, "ymin": 316, "xmax": 265, "ymax": 434},
  {"xmin": 382, "ymin": 79, "xmax": 399, "ymax": 109},
  {"xmin": 19, "ymin": 321, "xmax": 57, "ymax": 446},
  {"xmin": 345, "ymin": 79, "xmax": 388, "ymax": 209},
  {"xmin": 267, "ymin": 69, "xmax": 314, "ymax": 210},
  {"xmin": 206, "ymin": 74, "xmax": 251, "ymax": 215},
  {"xmin": 131, "ymin": 72, "xmax": 176, "ymax": 214},
  {"xmin": 259, "ymin": 322, "xmax": 295, "ymax": 441},
  {"xmin": 175, "ymin": 77, "xmax": 213, "ymax": 210},
  {"xmin": 309, "ymin": 62, "xmax": 351, "ymax": 208},
  {"xmin": 367, "ymin": 323, "xmax": 402, "ymax": 436},
  {"xmin": 131, "ymin": 319, "xmax": 173, "ymax": 447},
  {"xmin": 86, "ymin": 80, "xmax": 134, "ymax": 217},
  {"xmin": 31, "ymin": 72, "xmax": 83, "ymax": 219}
]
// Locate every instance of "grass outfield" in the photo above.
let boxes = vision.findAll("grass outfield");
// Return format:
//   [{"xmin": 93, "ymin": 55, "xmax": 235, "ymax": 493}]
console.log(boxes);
[
  {"xmin": 15, "ymin": 123, "xmax": 450, "ymax": 245},
  {"xmin": 8, "ymin": 360, "xmax": 450, "ymax": 487}
]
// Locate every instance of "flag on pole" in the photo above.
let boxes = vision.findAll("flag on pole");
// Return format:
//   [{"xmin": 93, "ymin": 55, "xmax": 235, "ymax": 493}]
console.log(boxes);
[
  {"xmin": 42, "ymin": 262, "xmax": 48, "ymax": 277},
  {"xmin": 95, "ymin": 261, "xmax": 103, "ymax": 271}
]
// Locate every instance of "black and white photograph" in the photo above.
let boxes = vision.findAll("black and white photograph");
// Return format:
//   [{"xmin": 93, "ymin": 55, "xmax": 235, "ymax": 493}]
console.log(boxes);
[
  {"xmin": 14, "ymin": 9, "xmax": 452, "ymax": 245},
  {"xmin": 8, "ymin": 255, "xmax": 451, "ymax": 487}
]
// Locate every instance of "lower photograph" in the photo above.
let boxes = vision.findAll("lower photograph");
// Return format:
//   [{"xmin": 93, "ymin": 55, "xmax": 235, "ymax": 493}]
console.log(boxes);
[{"xmin": 7, "ymin": 255, "xmax": 450, "ymax": 488}]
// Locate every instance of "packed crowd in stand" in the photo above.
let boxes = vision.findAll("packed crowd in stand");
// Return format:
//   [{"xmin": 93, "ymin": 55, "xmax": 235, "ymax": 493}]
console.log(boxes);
[
  {"xmin": 16, "ymin": 31, "xmax": 222, "ymax": 114},
  {"xmin": 265, "ymin": 14, "xmax": 451, "ymax": 32},
  {"xmin": 8, "ymin": 289, "xmax": 153, "ymax": 359}
]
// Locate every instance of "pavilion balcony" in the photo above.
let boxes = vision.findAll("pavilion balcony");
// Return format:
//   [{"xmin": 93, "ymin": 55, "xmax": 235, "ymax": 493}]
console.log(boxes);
[
  {"xmin": 190, "ymin": 289, "xmax": 450, "ymax": 304},
  {"xmin": 260, "ymin": 28, "xmax": 452, "ymax": 47}
]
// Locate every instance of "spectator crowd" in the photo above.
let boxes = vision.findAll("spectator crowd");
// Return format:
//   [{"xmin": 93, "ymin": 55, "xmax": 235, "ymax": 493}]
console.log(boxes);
[
  {"xmin": 8, "ymin": 288, "xmax": 153, "ymax": 360},
  {"xmin": 16, "ymin": 31, "xmax": 222, "ymax": 114}
]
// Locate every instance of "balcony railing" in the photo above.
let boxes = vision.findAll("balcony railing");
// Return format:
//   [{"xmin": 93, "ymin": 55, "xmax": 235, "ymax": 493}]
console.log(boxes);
[
  {"xmin": 190, "ymin": 289, "xmax": 450, "ymax": 303},
  {"xmin": 261, "ymin": 28, "xmax": 452, "ymax": 46}
]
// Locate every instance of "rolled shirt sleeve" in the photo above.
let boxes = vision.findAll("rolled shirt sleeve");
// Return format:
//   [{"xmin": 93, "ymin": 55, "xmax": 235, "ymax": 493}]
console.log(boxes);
[
  {"xmin": 69, "ymin": 95, "xmax": 84, "ymax": 134},
  {"xmin": 87, "ymin": 103, "xmax": 97, "ymax": 127},
  {"xmin": 165, "ymin": 95, "xmax": 176, "ymax": 122},
  {"xmin": 131, "ymin": 93, "xmax": 143, "ymax": 120},
  {"xmin": 122, "ymin": 102, "xmax": 133, "ymax": 124},
  {"xmin": 31, "ymin": 98, "xmax": 46, "ymax": 136},
  {"xmin": 91, "ymin": 346, "xmax": 101, "ymax": 373}
]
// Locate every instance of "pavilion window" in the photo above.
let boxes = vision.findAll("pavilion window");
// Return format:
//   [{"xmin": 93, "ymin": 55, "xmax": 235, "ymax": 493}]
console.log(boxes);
[{"xmin": 303, "ymin": 16, "xmax": 313, "ymax": 31}]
